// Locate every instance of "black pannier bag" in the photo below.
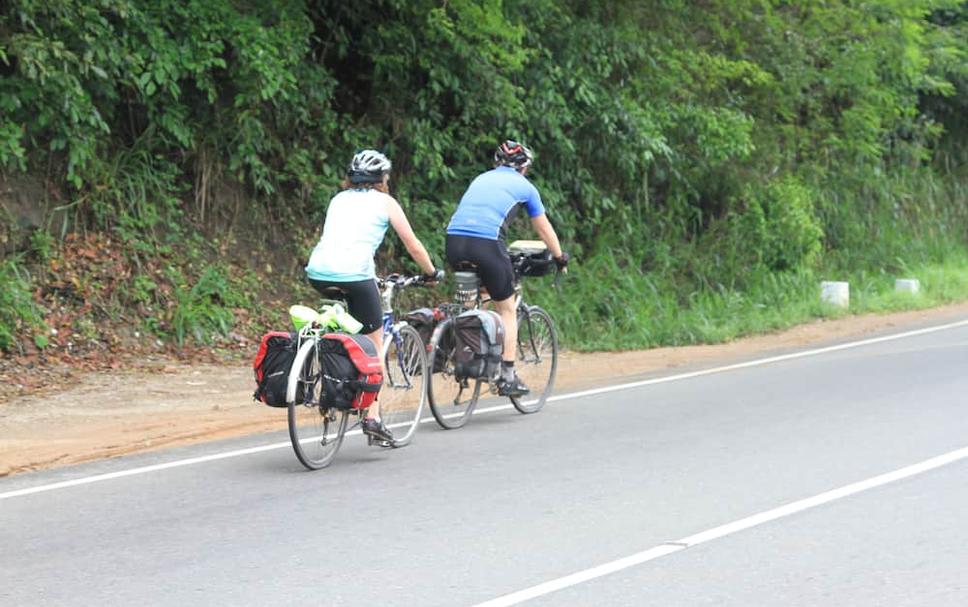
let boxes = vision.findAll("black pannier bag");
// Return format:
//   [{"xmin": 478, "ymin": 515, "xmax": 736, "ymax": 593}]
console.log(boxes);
[
  {"xmin": 433, "ymin": 324, "xmax": 455, "ymax": 374},
  {"xmin": 253, "ymin": 331, "xmax": 297, "ymax": 407},
  {"xmin": 405, "ymin": 307, "xmax": 435, "ymax": 345},
  {"xmin": 406, "ymin": 307, "xmax": 449, "ymax": 372},
  {"xmin": 317, "ymin": 333, "xmax": 383, "ymax": 410},
  {"xmin": 453, "ymin": 310, "xmax": 504, "ymax": 380}
]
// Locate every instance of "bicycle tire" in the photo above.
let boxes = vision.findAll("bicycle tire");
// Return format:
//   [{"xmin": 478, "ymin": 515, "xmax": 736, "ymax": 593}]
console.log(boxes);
[
  {"xmin": 287, "ymin": 338, "xmax": 348, "ymax": 470},
  {"xmin": 378, "ymin": 324, "xmax": 428, "ymax": 447},
  {"xmin": 510, "ymin": 305, "xmax": 558, "ymax": 414},
  {"xmin": 427, "ymin": 318, "xmax": 481, "ymax": 429}
]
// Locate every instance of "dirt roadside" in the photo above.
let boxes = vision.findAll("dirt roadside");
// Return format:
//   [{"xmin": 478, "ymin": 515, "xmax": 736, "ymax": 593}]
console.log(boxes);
[{"xmin": 3, "ymin": 302, "xmax": 968, "ymax": 477}]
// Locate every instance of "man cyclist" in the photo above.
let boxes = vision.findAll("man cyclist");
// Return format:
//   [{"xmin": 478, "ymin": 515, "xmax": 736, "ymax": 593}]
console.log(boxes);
[
  {"xmin": 445, "ymin": 140, "xmax": 569, "ymax": 397},
  {"xmin": 306, "ymin": 149, "xmax": 441, "ymax": 443}
]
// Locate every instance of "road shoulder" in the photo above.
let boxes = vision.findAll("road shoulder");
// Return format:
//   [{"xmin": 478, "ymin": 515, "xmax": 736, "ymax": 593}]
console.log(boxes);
[{"xmin": 3, "ymin": 302, "xmax": 967, "ymax": 476}]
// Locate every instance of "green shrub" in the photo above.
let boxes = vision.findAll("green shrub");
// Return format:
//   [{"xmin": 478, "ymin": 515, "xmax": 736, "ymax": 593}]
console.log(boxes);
[
  {"xmin": 168, "ymin": 265, "xmax": 254, "ymax": 345},
  {"xmin": 1, "ymin": 0, "xmax": 965, "ymax": 354},
  {"xmin": 731, "ymin": 176, "xmax": 824, "ymax": 273},
  {"xmin": 29, "ymin": 229, "xmax": 54, "ymax": 262},
  {"xmin": 170, "ymin": 268, "xmax": 232, "ymax": 345},
  {"xmin": 0, "ymin": 257, "xmax": 44, "ymax": 352}
]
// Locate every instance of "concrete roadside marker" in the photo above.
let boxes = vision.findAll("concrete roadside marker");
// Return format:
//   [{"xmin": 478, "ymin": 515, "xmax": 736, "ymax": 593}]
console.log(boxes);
[
  {"xmin": 895, "ymin": 278, "xmax": 920, "ymax": 295},
  {"xmin": 820, "ymin": 281, "xmax": 849, "ymax": 308}
]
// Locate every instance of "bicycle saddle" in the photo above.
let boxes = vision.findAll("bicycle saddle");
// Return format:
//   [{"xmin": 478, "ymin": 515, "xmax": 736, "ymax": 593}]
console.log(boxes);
[
  {"xmin": 453, "ymin": 261, "xmax": 479, "ymax": 273},
  {"xmin": 318, "ymin": 286, "xmax": 348, "ymax": 300}
]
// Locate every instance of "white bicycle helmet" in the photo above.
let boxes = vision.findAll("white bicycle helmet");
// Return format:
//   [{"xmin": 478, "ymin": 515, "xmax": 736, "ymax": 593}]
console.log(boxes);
[
  {"xmin": 494, "ymin": 140, "xmax": 533, "ymax": 170},
  {"xmin": 348, "ymin": 149, "xmax": 392, "ymax": 184}
]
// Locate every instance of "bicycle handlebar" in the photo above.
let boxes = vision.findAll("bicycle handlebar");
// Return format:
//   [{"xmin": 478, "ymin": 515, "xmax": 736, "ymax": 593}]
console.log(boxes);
[
  {"xmin": 508, "ymin": 252, "xmax": 567, "ymax": 288},
  {"xmin": 379, "ymin": 270, "xmax": 446, "ymax": 290}
]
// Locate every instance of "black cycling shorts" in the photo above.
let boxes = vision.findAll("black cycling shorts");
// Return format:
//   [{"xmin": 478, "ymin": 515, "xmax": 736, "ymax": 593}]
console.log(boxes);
[
  {"xmin": 445, "ymin": 234, "xmax": 515, "ymax": 301},
  {"xmin": 307, "ymin": 277, "xmax": 383, "ymax": 334}
]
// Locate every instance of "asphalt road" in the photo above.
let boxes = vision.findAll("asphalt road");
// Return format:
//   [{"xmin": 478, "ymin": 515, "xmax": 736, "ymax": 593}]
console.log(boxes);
[{"xmin": 2, "ymin": 321, "xmax": 967, "ymax": 606}]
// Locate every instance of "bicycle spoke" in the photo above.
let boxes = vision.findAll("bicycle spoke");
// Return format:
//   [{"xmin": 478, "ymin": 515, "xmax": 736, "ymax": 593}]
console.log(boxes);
[
  {"xmin": 288, "ymin": 340, "xmax": 348, "ymax": 469},
  {"xmin": 511, "ymin": 306, "xmax": 557, "ymax": 414},
  {"xmin": 427, "ymin": 319, "xmax": 480, "ymax": 429},
  {"xmin": 377, "ymin": 325, "xmax": 427, "ymax": 447}
]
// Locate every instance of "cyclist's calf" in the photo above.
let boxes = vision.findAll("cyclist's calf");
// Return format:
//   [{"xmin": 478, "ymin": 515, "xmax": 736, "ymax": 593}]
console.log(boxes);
[{"xmin": 492, "ymin": 295, "xmax": 518, "ymax": 362}]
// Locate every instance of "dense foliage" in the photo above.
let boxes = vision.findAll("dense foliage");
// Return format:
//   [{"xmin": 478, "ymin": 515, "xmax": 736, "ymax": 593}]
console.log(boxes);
[{"xmin": 1, "ymin": 0, "xmax": 966, "ymax": 352}]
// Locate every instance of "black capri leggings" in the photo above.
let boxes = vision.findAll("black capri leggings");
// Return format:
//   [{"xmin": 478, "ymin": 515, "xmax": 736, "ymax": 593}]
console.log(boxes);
[{"xmin": 307, "ymin": 277, "xmax": 383, "ymax": 334}]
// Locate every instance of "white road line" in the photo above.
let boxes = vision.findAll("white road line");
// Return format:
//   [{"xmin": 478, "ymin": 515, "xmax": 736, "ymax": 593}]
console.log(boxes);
[
  {"xmin": 545, "ymin": 317, "xmax": 968, "ymax": 403},
  {"xmin": 471, "ymin": 445, "xmax": 968, "ymax": 607},
  {"xmin": 2, "ymin": 317, "xmax": 966, "ymax": 501},
  {"xmin": 0, "ymin": 411, "xmax": 509, "ymax": 501}
]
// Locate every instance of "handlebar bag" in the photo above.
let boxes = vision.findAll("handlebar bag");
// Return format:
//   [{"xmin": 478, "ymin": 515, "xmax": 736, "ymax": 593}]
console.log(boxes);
[
  {"xmin": 518, "ymin": 250, "xmax": 555, "ymax": 277},
  {"xmin": 318, "ymin": 333, "xmax": 383, "ymax": 410},
  {"xmin": 253, "ymin": 331, "xmax": 297, "ymax": 407},
  {"xmin": 453, "ymin": 310, "xmax": 504, "ymax": 380}
]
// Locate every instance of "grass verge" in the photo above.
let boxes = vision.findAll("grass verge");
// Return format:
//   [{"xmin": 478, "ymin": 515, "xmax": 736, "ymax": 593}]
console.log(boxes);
[{"xmin": 531, "ymin": 251, "xmax": 968, "ymax": 352}]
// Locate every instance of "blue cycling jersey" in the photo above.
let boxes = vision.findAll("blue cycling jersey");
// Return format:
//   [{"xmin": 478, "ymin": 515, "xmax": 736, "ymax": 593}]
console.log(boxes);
[{"xmin": 446, "ymin": 166, "xmax": 545, "ymax": 241}]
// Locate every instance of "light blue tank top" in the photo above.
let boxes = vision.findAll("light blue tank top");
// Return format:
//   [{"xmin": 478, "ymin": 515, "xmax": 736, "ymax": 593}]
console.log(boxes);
[{"xmin": 305, "ymin": 189, "xmax": 390, "ymax": 282}]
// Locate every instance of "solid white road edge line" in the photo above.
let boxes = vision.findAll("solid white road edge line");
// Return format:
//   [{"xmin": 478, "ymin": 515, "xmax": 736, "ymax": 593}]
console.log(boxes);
[
  {"xmin": 471, "ymin": 445, "xmax": 968, "ymax": 607},
  {"xmin": 0, "ymin": 408, "xmax": 513, "ymax": 501},
  {"xmin": 544, "ymin": 317, "xmax": 968, "ymax": 404},
  {"xmin": 2, "ymin": 317, "xmax": 966, "ymax": 501}
]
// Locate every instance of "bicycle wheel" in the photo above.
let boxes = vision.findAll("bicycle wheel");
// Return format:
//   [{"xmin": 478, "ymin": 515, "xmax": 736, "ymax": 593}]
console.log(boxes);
[
  {"xmin": 511, "ymin": 305, "xmax": 558, "ymax": 414},
  {"xmin": 288, "ymin": 339, "xmax": 349, "ymax": 470},
  {"xmin": 377, "ymin": 324, "xmax": 428, "ymax": 447},
  {"xmin": 427, "ymin": 319, "xmax": 481, "ymax": 429}
]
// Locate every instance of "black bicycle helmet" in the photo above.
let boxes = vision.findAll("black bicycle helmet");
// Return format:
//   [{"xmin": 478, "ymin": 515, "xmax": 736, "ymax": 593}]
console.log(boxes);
[
  {"xmin": 494, "ymin": 140, "xmax": 533, "ymax": 170},
  {"xmin": 348, "ymin": 149, "xmax": 392, "ymax": 184}
]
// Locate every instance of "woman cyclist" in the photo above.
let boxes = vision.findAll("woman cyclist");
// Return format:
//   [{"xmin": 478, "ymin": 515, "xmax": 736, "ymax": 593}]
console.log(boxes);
[
  {"xmin": 445, "ymin": 140, "xmax": 569, "ymax": 396},
  {"xmin": 305, "ymin": 149, "xmax": 440, "ymax": 443}
]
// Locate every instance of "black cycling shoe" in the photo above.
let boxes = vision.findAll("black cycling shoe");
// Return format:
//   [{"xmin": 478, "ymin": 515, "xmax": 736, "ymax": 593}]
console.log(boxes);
[
  {"xmin": 361, "ymin": 417, "xmax": 394, "ymax": 444},
  {"xmin": 497, "ymin": 376, "xmax": 530, "ymax": 397}
]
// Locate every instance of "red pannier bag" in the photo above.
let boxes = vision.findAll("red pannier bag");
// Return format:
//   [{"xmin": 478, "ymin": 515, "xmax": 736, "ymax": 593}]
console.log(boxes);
[
  {"xmin": 317, "ymin": 332, "xmax": 383, "ymax": 410},
  {"xmin": 252, "ymin": 331, "xmax": 297, "ymax": 407}
]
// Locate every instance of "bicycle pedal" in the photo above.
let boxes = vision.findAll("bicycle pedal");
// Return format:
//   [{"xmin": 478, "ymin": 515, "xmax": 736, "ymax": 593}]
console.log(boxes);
[{"xmin": 365, "ymin": 434, "xmax": 391, "ymax": 447}]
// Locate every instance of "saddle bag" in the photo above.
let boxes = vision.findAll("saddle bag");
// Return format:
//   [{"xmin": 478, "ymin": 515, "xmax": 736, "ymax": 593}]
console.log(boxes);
[
  {"xmin": 453, "ymin": 310, "xmax": 504, "ymax": 380},
  {"xmin": 318, "ymin": 333, "xmax": 383, "ymax": 410},
  {"xmin": 253, "ymin": 331, "xmax": 297, "ymax": 407}
]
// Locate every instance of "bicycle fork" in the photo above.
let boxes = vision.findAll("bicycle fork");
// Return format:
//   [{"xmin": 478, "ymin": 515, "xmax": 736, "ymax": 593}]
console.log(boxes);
[{"xmin": 518, "ymin": 307, "xmax": 542, "ymax": 364}]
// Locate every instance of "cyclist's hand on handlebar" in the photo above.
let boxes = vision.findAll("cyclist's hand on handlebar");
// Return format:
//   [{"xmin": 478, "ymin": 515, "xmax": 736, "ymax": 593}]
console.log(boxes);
[
  {"xmin": 554, "ymin": 252, "xmax": 570, "ymax": 273},
  {"xmin": 421, "ymin": 268, "xmax": 446, "ymax": 285}
]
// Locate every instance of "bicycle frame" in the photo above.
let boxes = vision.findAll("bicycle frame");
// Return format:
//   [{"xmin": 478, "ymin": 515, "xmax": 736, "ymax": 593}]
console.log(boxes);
[
  {"xmin": 380, "ymin": 280, "xmax": 420, "ymax": 389},
  {"xmin": 290, "ymin": 279, "xmax": 415, "ymax": 409},
  {"xmin": 426, "ymin": 250, "xmax": 559, "ymax": 428},
  {"xmin": 286, "ymin": 273, "xmax": 435, "ymax": 468}
]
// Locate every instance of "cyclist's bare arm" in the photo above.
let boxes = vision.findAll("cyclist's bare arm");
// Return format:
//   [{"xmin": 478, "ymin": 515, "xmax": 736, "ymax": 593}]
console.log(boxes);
[
  {"xmin": 530, "ymin": 213, "xmax": 564, "ymax": 259},
  {"xmin": 387, "ymin": 198, "xmax": 436, "ymax": 275}
]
